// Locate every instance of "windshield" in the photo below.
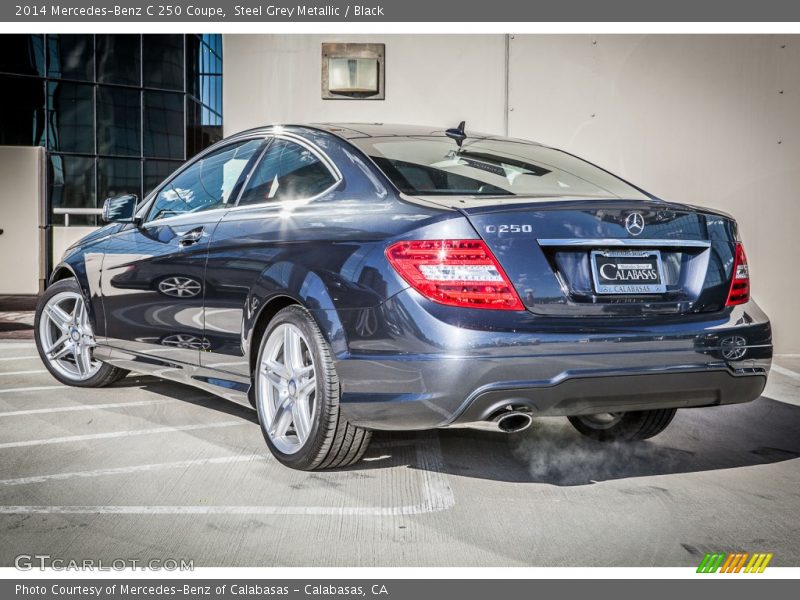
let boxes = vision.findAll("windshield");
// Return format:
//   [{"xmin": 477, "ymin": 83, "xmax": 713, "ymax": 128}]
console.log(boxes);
[{"xmin": 352, "ymin": 136, "xmax": 650, "ymax": 199}]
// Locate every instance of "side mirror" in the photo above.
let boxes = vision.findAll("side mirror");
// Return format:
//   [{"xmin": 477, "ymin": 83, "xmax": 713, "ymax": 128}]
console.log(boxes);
[{"xmin": 102, "ymin": 194, "xmax": 138, "ymax": 224}]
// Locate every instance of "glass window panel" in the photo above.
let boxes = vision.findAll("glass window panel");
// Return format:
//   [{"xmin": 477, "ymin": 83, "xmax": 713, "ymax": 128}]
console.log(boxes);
[
  {"xmin": 47, "ymin": 81, "xmax": 94, "ymax": 154},
  {"xmin": 96, "ymin": 34, "xmax": 140, "ymax": 86},
  {"xmin": 148, "ymin": 139, "xmax": 261, "ymax": 221},
  {"xmin": 185, "ymin": 36, "xmax": 201, "ymax": 98},
  {"xmin": 143, "ymin": 91, "xmax": 184, "ymax": 159},
  {"xmin": 0, "ymin": 75, "xmax": 45, "ymax": 146},
  {"xmin": 50, "ymin": 154, "xmax": 96, "ymax": 225},
  {"xmin": 355, "ymin": 137, "xmax": 650, "ymax": 199},
  {"xmin": 47, "ymin": 34, "xmax": 94, "ymax": 81},
  {"xmin": 98, "ymin": 158, "xmax": 141, "ymax": 203},
  {"xmin": 144, "ymin": 159, "xmax": 183, "ymax": 197},
  {"xmin": 0, "ymin": 34, "xmax": 45, "ymax": 77},
  {"xmin": 214, "ymin": 76, "xmax": 222, "ymax": 114},
  {"xmin": 238, "ymin": 139, "xmax": 337, "ymax": 205},
  {"xmin": 97, "ymin": 86, "xmax": 141, "ymax": 156},
  {"xmin": 143, "ymin": 34, "xmax": 184, "ymax": 91},
  {"xmin": 185, "ymin": 100, "xmax": 200, "ymax": 158},
  {"xmin": 201, "ymin": 125, "xmax": 223, "ymax": 149},
  {"xmin": 209, "ymin": 77, "xmax": 216, "ymax": 112}
]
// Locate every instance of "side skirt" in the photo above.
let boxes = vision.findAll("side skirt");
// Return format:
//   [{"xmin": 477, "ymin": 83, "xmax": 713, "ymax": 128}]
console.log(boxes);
[{"xmin": 93, "ymin": 345, "xmax": 254, "ymax": 409}]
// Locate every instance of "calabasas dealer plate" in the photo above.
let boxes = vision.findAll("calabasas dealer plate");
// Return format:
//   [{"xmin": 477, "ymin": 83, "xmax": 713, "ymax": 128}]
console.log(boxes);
[{"xmin": 590, "ymin": 249, "xmax": 667, "ymax": 294}]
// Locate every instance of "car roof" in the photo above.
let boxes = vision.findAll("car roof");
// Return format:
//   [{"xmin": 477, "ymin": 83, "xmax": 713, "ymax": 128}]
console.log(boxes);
[
  {"xmin": 311, "ymin": 123, "xmax": 454, "ymax": 139},
  {"xmin": 230, "ymin": 123, "xmax": 543, "ymax": 146}
]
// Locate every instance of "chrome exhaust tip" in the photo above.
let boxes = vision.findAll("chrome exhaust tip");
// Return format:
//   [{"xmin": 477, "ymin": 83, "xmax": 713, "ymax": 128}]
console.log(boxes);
[{"xmin": 492, "ymin": 411, "xmax": 533, "ymax": 433}]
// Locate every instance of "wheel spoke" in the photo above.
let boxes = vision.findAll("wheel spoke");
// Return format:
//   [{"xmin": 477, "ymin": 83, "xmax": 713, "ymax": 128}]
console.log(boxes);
[
  {"xmin": 295, "ymin": 363, "xmax": 314, "ymax": 378},
  {"xmin": 72, "ymin": 298, "xmax": 84, "ymax": 325},
  {"xmin": 264, "ymin": 359, "xmax": 290, "ymax": 381},
  {"xmin": 284, "ymin": 327, "xmax": 303, "ymax": 373},
  {"xmin": 298, "ymin": 376, "xmax": 316, "ymax": 398},
  {"xmin": 45, "ymin": 304, "xmax": 71, "ymax": 332},
  {"xmin": 292, "ymin": 399, "xmax": 311, "ymax": 443},
  {"xmin": 269, "ymin": 396, "xmax": 294, "ymax": 437},
  {"xmin": 74, "ymin": 345, "xmax": 92, "ymax": 377},
  {"xmin": 47, "ymin": 337, "xmax": 71, "ymax": 360},
  {"xmin": 263, "ymin": 368, "xmax": 285, "ymax": 389}
]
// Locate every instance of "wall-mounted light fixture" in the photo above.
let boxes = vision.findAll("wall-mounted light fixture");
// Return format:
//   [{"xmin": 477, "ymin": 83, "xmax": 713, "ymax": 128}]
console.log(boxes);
[{"xmin": 321, "ymin": 43, "xmax": 385, "ymax": 100}]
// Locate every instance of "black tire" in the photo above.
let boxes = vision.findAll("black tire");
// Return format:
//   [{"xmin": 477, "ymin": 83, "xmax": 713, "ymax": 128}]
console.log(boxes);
[
  {"xmin": 34, "ymin": 278, "xmax": 129, "ymax": 387},
  {"xmin": 254, "ymin": 305, "xmax": 372, "ymax": 470},
  {"xmin": 567, "ymin": 408, "xmax": 677, "ymax": 442}
]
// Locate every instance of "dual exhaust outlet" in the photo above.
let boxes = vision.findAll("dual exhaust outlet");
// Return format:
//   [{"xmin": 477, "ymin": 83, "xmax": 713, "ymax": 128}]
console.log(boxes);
[{"xmin": 489, "ymin": 409, "xmax": 533, "ymax": 433}]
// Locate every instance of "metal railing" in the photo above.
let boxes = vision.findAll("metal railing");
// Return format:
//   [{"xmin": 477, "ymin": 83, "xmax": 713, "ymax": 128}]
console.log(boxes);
[{"xmin": 52, "ymin": 207, "xmax": 103, "ymax": 227}]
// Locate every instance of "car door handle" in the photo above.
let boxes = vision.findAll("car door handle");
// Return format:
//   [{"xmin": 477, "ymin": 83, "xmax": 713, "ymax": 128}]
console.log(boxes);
[{"xmin": 178, "ymin": 227, "xmax": 204, "ymax": 247}]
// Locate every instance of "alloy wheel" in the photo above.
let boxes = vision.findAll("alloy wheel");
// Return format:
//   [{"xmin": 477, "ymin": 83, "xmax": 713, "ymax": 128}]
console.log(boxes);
[
  {"xmin": 256, "ymin": 323, "xmax": 317, "ymax": 455},
  {"xmin": 37, "ymin": 291, "xmax": 101, "ymax": 381}
]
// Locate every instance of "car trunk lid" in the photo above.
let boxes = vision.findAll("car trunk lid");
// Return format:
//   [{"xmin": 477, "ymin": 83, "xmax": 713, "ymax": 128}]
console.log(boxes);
[{"xmin": 413, "ymin": 195, "xmax": 739, "ymax": 316}]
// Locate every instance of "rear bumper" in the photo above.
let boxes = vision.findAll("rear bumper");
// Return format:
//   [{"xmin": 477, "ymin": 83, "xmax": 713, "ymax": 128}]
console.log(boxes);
[
  {"xmin": 328, "ymin": 290, "xmax": 772, "ymax": 430},
  {"xmin": 452, "ymin": 368, "xmax": 766, "ymax": 423}
]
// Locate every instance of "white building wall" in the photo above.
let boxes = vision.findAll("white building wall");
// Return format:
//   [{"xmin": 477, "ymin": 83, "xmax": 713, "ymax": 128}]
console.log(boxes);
[
  {"xmin": 223, "ymin": 34, "xmax": 507, "ymax": 135},
  {"xmin": 0, "ymin": 146, "xmax": 45, "ymax": 295}
]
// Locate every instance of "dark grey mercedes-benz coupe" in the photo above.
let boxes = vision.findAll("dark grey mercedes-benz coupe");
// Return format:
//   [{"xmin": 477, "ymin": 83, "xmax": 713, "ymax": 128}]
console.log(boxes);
[{"xmin": 34, "ymin": 123, "xmax": 772, "ymax": 470}]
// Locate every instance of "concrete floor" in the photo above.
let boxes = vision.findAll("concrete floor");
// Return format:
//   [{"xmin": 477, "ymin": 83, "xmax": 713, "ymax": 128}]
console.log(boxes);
[{"xmin": 0, "ymin": 339, "xmax": 798, "ymax": 567}]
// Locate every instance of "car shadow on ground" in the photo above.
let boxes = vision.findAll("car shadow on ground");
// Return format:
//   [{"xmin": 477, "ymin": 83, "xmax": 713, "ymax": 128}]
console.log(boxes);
[
  {"xmin": 358, "ymin": 396, "xmax": 800, "ymax": 486},
  {"xmin": 120, "ymin": 374, "xmax": 260, "ymax": 424},
  {"xmin": 114, "ymin": 374, "xmax": 800, "ymax": 487}
]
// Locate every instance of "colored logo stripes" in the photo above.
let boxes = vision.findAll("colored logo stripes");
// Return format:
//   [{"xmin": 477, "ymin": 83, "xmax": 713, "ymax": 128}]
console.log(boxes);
[{"xmin": 697, "ymin": 552, "xmax": 773, "ymax": 573}]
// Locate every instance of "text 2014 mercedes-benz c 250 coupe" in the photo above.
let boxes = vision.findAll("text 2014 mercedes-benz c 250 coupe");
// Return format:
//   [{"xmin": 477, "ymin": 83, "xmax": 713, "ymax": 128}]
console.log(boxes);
[{"xmin": 35, "ymin": 123, "xmax": 772, "ymax": 470}]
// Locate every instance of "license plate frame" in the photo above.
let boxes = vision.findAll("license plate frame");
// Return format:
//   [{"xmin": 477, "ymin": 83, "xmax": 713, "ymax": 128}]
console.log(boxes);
[{"xmin": 590, "ymin": 249, "xmax": 667, "ymax": 295}]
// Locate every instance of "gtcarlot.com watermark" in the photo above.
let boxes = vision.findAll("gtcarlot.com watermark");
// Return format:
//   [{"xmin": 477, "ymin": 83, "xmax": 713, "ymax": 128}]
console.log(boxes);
[{"xmin": 15, "ymin": 554, "xmax": 194, "ymax": 571}]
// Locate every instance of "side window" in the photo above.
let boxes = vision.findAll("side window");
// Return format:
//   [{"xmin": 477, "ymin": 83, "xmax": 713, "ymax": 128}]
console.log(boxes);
[
  {"xmin": 237, "ymin": 139, "xmax": 337, "ymax": 206},
  {"xmin": 147, "ymin": 139, "xmax": 262, "ymax": 222}
]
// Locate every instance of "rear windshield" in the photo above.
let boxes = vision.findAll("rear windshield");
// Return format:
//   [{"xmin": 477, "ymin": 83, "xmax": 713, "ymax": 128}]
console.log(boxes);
[{"xmin": 351, "ymin": 136, "xmax": 650, "ymax": 199}]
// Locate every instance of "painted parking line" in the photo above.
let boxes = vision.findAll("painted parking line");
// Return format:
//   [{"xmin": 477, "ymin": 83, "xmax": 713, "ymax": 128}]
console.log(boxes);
[
  {"xmin": 0, "ymin": 434, "xmax": 455, "ymax": 515},
  {"xmin": 0, "ymin": 356, "xmax": 39, "ymax": 362},
  {"xmin": 0, "ymin": 342, "xmax": 35, "ymax": 350},
  {"xmin": 0, "ymin": 385, "xmax": 64, "ymax": 395},
  {"xmin": 0, "ymin": 399, "xmax": 172, "ymax": 418},
  {"xmin": 0, "ymin": 370, "xmax": 46, "ymax": 377},
  {"xmin": 0, "ymin": 454, "xmax": 267, "ymax": 487},
  {"xmin": 772, "ymin": 364, "xmax": 800, "ymax": 382},
  {"xmin": 0, "ymin": 420, "xmax": 247, "ymax": 449}
]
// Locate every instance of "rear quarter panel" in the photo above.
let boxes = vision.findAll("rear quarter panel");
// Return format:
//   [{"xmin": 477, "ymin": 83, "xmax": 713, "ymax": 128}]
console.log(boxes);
[{"xmin": 200, "ymin": 131, "xmax": 465, "ymax": 377}]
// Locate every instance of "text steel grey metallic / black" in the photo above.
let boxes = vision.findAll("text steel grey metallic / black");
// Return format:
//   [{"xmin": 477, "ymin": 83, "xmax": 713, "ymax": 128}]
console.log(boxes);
[{"xmin": 35, "ymin": 123, "xmax": 772, "ymax": 470}]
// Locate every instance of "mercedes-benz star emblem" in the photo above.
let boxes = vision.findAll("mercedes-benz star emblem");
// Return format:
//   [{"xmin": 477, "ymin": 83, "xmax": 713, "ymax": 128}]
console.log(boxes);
[{"xmin": 625, "ymin": 212, "xmax": 645, "ymax": 236}]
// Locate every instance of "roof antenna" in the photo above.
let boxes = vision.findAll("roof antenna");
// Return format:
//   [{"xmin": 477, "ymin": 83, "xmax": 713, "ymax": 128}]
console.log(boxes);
[{"xmin": 445, "ymin": 121, "xmax": 467, "ymax": 147}]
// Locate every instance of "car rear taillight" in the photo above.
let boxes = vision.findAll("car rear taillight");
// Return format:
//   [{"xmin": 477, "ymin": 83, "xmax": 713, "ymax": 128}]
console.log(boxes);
[
  {"xmin": 726, "ymin": 242, "xmax": 750, "ymax": 306},
  {"xmin": 386, "ymin": 239, "xmax": 524, "ymax": 310}
]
